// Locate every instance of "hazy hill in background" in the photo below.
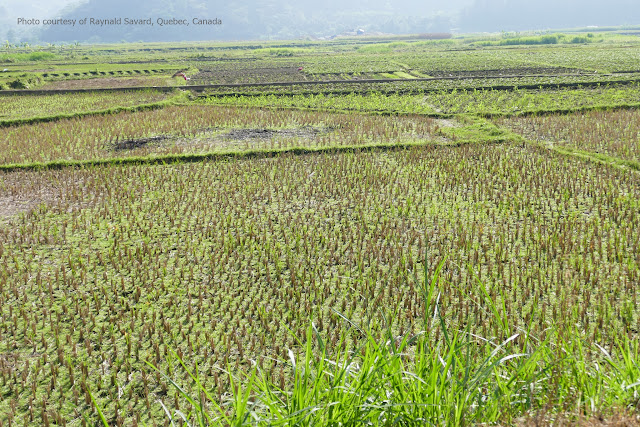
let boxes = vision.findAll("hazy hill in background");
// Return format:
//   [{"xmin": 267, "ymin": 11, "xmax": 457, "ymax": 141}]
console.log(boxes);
[
  {"xmin": 1, "ymin": 0, "xmax": 76, "ymax": 43},
  {"xmin": 36, "ymin": 0, "xmax": 465, "ymax": 43},
  {"xmin": 2, "ymin": 0, "xmax": 639, "ymax": 43}
]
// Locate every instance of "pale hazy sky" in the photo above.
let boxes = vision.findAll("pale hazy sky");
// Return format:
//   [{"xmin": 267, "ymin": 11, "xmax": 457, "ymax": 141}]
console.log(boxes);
[{"xmin": 1, "ymin": 0, "xmax": 79, "ymax": 17}]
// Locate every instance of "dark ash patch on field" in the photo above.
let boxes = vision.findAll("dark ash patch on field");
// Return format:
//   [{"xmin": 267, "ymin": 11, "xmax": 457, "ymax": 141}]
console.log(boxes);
[
  {"xmin": 112, "ymin": 135, "xmax": 169, "ymax": 151},
  {"xmin": 219, "ymin": 126, "xmax": 333, "ymax": 142}
]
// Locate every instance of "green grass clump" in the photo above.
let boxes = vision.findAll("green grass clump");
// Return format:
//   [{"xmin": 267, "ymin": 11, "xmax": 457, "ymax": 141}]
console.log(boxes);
[{"xmin": 148, "ymin": 266, "xmax": 640, "ymax": 426}]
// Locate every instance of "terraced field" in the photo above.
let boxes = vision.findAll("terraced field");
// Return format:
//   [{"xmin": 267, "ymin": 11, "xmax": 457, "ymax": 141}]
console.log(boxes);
[{"xmin": 1, "ymin": 32, "xmax": 639, "ymax": 426}]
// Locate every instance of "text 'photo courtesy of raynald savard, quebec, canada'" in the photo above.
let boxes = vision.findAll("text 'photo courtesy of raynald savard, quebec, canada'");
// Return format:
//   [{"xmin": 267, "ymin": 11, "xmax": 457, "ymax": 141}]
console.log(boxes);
[{"xmin": 1, "ymin": 0, "xmax": 640, "ymax": 425}]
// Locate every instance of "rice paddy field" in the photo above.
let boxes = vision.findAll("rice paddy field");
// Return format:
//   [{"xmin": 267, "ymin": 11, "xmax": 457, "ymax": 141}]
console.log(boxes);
[{"xmin": 1, "ymin": 32, "xmax": 640, "ymax": 426}]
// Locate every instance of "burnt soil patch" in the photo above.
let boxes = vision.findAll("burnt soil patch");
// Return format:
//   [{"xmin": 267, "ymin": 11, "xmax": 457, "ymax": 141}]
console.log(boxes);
[
  {"xmin": 112, "ymin": 135, "xmax": 169, "ymax": 151},
  {"xmin": 219, "ymin": 126, "xmax": 333, "ymax": 142}
]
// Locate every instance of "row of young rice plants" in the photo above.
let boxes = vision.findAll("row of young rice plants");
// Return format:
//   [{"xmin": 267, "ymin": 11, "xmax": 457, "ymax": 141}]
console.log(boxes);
[
  {"xmin": 427, "ymin": 84, "xmax": 640, "ymax": 115},
  {"xmin": 496, "ymin": 108, "xmax": 640, "ymax": 164},
  {"xmin": 300, "ymin": 43, "xmax": 640, "ymax": 76},
  {"xmin": 502, "ymin": 44, "xmax": 640, "ymax": 73},
  {"xmin": 202, "ymin": 83, "xmax": 640, "ymax": 116},
  {"xmin": 191, "ymin": 69, "xmax": 311, "ymax": 86},
  {"xmin": 0, "ymin": 145, "xmax": 639, "ymax": 424},
  {"xmin": 0, "ymin": 90, "xmax": 179, "ymax": 122},
  {"xmin": 0, "ymin": 58, "xmax": 180, "ymax": 74},
  {"xmin": 192, "ymin": 58, "xmax": 296, "ymax": 72},
  {"xmin": 302, "ymin": 48, "xmax": 527, "ymax": 75},
  {"xmin": 202, "ymin": 92, "xmax": 439, "ymax": 115},
  {"xmin": 0, "ymin": 106, "xmax": 444, "ymax": 166},
  {"xmin": 200, "ymin": 73, "xmax": 640, "ymax": 99},
  {"xmin": 394, "ymin": 48, "xmax": 533, "ymax": 74},
  {"xmin": 39, "ymin": 75, "xmax": 189, "ymax": 91},
  {"xmin": 292, "ymin": 54, "xmax": 413, "ymax": 75}
]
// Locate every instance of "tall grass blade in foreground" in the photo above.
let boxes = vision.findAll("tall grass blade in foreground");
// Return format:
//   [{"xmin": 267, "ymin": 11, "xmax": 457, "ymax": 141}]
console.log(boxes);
[{"xmin": 144, "ymin": 260, "xmax": 640, "ymax": 425}]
